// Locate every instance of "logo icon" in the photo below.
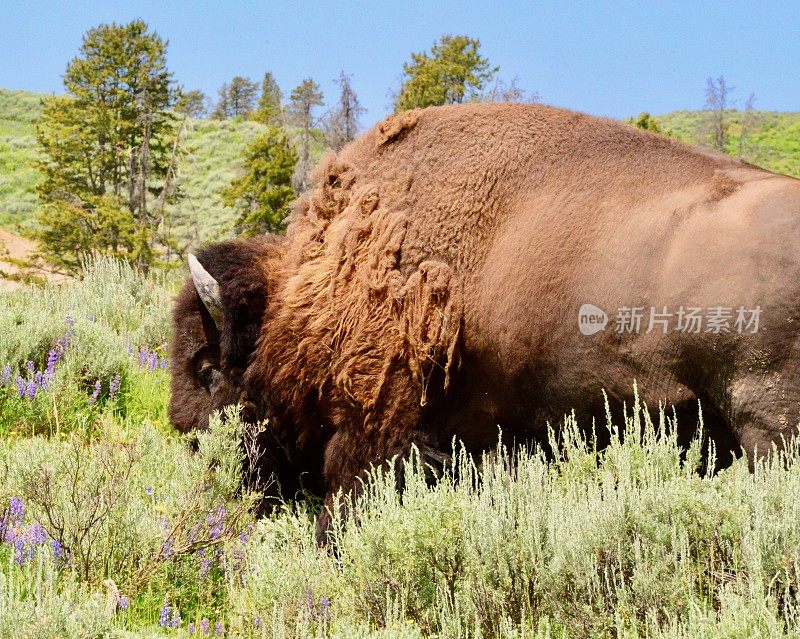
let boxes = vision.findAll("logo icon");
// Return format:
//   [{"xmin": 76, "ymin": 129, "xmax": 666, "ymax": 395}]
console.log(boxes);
[{"xmin": 578, "ymin": 304, "xmax": 608, "ymax": 335}]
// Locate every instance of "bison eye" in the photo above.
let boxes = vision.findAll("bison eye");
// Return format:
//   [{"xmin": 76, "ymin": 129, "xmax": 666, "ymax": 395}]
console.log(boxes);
[{"xmin": 196, "ymin": 358, "xmax": 215, "ymax": 389}]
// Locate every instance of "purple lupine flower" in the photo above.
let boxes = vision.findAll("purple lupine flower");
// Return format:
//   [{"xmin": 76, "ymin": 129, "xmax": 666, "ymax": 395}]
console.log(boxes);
[
  {"xmin": 188, "ymin": 623, "xmax": 196, "ymax": 634},
  {"xmin": 1, "ymin": 364, "xmax": 11, "ymax": 386},
  {"xmin": 9, "ymin": 497, "xmax": 24, "ymax": 521},
  {"xmin": 26, "ymin": 380, "xmax": 37, "ymax": 399},
  {"xmin": 14, "ymin": 538, "xmax": 26, "ymax": 565},
  {"xmin": 215, "ymin": 621, "xmax": 223, "ymax": 636},
  {"xmin": 208, "ymin": 505, "xmax": 226, "ymax": 539},
  {"xmin": 88, "ymin": 380, "xmax": 101, "ymax": 405},
  {"xmin": 138, "ymin": 349, "xmax": 148, "ymax": 368},
  {"xmin": 65, "ymin": 315, "xmax": 75, "ymax": 327},
  {"xmin": 16, "ymin": 376, "xmax": 25, "ymax": 398},
  {"xmin": 146, "ymin": 487, "xmax": 154, "ymax": 496},
  {"xmin": 198, "ymin": 556, "xmax": 211, "ymax": 579},
  {"xmin": 46, "ymin": 349, "xmax": 59, "ymax": 373},
  {"xmin": 34, "ymin": 371, "xmax": 43, "ymax": 387},
  {"xmin": 159, "ymin": 604, "xmax": 171, "ymax": 627},
  {"xmin": 171, "ymin": 609, "xmax": 182, "ymax": 628},
  {"xmin": 161, "ymin": 534, "xmax": 174, "ymax": 559},
  {"xmin": 200, "ymin": 619, "xmax": 210, "ymax": 635},
  {"xmin": 109, "ymin": 374, "xmax": 121, "ymax": 398},
  {"xmin": 25, "ymin": 360, "xmax": 34, "ymax": 373},
  {"xmin": 118, "ymin": 594, "xmax": 129, "ymax": 610},
  {"xmin": 253, "ymin": 618, "xmax": 261, "ymax": 629},
  {"xmin": 28, "ymin": 522, "xmax": 48, "ymax": 544},
  {"xmin": 51, "ymin": 538, "xmax": 64, "ymax": 559},
  {"xmin": 147, "ymin": 352, "xmax": 158, "ymax": 372},
  {"xmin": 159, "ymin": 357, "xmax": 167, "ymax": 369},
  {"xmin": 320, "ymin": 597, "xmax": 331, "ymax": 617}
]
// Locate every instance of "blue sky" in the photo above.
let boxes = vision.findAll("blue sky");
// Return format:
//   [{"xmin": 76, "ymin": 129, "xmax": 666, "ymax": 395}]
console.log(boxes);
[{"xmin": 1, "ymin": 1, "xmax": 798, "ymax": 126}]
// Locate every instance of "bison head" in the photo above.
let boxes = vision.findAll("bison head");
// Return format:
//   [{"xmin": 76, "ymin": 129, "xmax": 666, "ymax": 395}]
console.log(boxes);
[
  {"xmin": 169, "ymin": 237, "xmax": 326, "ymax": 507},
  {"xmin": 169, "ymin": 237, "xmax": 277, "ymax": 434}
]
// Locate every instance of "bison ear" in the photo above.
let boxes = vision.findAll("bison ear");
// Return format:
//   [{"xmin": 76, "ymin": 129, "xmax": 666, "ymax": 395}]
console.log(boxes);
[{"xmin": 188, "ymin": 253, "xmax": 224, "ymax": 328}]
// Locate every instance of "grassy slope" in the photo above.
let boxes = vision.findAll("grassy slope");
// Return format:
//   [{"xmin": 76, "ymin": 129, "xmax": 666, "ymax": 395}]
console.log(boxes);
[
  {"xmin": 657, "ymin": 109, "xmax": 800, "ymax": 178},
  {"xmin": 0, "ymin": 89, "xmax": 265, "ymax": 245},
  {"xmin": 0, "ymin": 90, "xmax": 42, "ymax": 230}
]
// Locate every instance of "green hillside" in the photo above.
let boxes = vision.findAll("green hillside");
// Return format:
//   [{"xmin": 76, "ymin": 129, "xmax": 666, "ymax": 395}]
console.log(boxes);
[
  {"xmin": 1, "ymin": 88, "xmax": 799, "ymax": 248},
  {"xmin": 0, "ymin": 89, "xmax": 42, "ymax": 230},
  {"xmin": 0, "ymin": 88, "xmax": 265, "ymax": 245},
  {"xmin": 657, "ymin": 110, "xmax": 800, "ymax": 179}
]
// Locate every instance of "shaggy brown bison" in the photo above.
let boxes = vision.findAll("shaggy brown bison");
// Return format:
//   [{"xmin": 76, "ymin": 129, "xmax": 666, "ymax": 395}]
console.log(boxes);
[{"xmin": 171, "ymin": 102, "xmax": 800, "ymax": 542}]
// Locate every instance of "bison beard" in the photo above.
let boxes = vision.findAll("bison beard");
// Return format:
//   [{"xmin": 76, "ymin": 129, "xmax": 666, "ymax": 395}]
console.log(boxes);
[{"xmin": 171, "ymin": 102, "xmax": 800, "ymax": 544}]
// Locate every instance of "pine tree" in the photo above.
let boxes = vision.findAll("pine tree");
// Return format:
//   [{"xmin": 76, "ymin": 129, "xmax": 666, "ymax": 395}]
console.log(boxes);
[
  {"xmin": 211, "ymin": 82, "xmax": 230, "ymax": 119},
  {"xmin": 253, "ymin": 72, "xmax": 284, "ymax": 125},
  {"xmin": 395, "ymin": 35, "xmax": 498, "ymax": 112},
  {"xmin": 287, "ymin": 78, "xmax": 324, "ymax": 192},
  {"xmin": 324, "ymin": 72, "xmax": 366, "ymax": 151},
  {"xmin": 175, "ymin": 89, "xmax": 208, "ymax": 118},
  {"xmin": 35, "ymin": 20, "xmax": 179, "ymax": 273},
  {"xmin": 212, "ymin": 76, "xmax": 258, "ymax": 119},
  {"xmin": 221, "ymin": 127, "xmax": 297, "ymax": 235}
]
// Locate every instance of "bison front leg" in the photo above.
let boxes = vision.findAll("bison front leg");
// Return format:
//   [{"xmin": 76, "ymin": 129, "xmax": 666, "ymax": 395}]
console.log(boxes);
[{"xmin": 315, "ymin": 426, "xmax": 448, "ymax": 545}]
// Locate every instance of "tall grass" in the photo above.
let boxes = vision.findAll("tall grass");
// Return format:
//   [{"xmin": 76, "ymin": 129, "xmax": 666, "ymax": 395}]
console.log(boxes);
[{"xmin": 2, "ymin": 262, "xmax": 800, "ymax": 638}]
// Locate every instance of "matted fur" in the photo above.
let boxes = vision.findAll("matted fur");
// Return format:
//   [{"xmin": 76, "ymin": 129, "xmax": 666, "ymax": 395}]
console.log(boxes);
[{"xmin": 172, "ymin": 102, "xmax": 800, "ymax": 543}]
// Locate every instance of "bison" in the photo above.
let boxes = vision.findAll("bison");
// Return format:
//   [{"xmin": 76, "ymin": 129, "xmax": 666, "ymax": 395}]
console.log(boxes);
[{"xmin": 170, "ymin": 102, "xmax": 800, "ymax": 542}]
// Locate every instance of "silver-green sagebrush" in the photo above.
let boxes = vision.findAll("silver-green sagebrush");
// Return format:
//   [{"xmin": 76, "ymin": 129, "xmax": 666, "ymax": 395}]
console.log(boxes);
[{"xmin": 1, "ymin": 260, "xmax": 800, "ymax": 637}]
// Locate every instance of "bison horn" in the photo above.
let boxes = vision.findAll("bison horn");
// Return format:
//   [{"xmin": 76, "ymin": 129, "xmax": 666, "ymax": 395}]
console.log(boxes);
[{"xmin": 188, "ymin": 253, "xmax": 223, "ymax": 326}]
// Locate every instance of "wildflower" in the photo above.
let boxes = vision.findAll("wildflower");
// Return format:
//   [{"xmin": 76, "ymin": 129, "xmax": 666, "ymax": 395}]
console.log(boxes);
[
  {"xmin": 65, "ymin": 315, "xmax": 75, "ymax": 327},
  {"xmin": 200, "ymin": 619, "xmax": 210, "ymax": 635},
  {"xmin": 138, "ymin": 349, "xmax": 148, "ymax": 368},
  {"xmin": 34, "ymin": 371, "xmax": 43, "ymax": 387},
  {"xmin": 1, "ymin": 364, "xmax": 11, "ymax": 386},
  {"xmin": 208, "ymin": 505, "xmax": 226, "ymax": 539},
  {"xmin": 159, "ymin": 604, "xmax": 171, "ymax": 627},
  {"xmin": 188, "ymin": 623, "xmax": 196, "ymax": 634},
  {"xmin": 160, "ymin": 357, "xmax": 168, "ymax": 369},
  {"xmin": 215, "ymin": 621, "xmax": 223, "ymax": 636},
  {"xmin": 109, "ymin": 374, "xmax": 121, "ymax": 398},
  {"xmin": 171, "ymin": 609, "xmax": 182, "ymax": 628},
  {"xmin": 146, "ymin": 487, "xmax": 154, "ymax": 496},
  {"xmin": 148, "ymin": 351, "xmax": 158, "ymax": 372},
  {"xmin": 25, "ymin": 360, "xmax": 34, "ymax": 373},
  {"xmin": 253, "ymin": 618, "xmax": 262, "ymax": 629},
  {"xmin": 118, "ymin": 594, "xmax": 130, "ymax": 610},
  {"xmin": 28, "ymin": 522, "xmax": 48, "ymax": 544},
  {"xmin": 198, "ymin": 556, "xmax": 211, "ymax": 579},
  {"xmin": 16, "ymin": 376, "xmax": 25, "ymax": 398},
  {"xmin": 9, "ymin": 497, "xmax": 24, "ymax": 521},
  {"xmin": 88, "ymin": 379, "xmax": 101, "ymax": 405},
  {"xmin": 26, "ymin": 380, "xmax": 37, "ymax": 399},
  {"xmin": 319, "ymin": 597, "xmax": 331, "ymax": 617},
  {"xmin": 161, "ymin": 536, "xmax": 174, "ymax": 559},
  {"xmin": 51, "ymin": 538, "xmax": 64, "ymax": 559},
  {"xmin": 14, "ymin": 537, "xmax": 26, "ymax": 565}
]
